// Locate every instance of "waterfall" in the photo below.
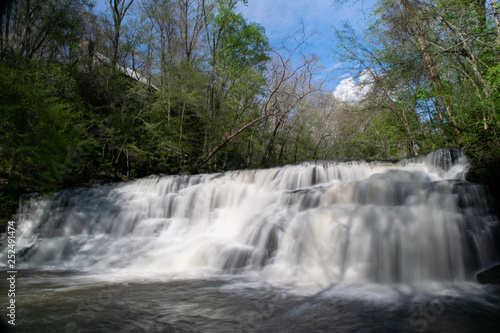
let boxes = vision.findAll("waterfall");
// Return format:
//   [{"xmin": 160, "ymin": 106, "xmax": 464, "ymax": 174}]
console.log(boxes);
[{"xmin": 5, "ymin": 148, "xmax": 499, "ymax": 287}]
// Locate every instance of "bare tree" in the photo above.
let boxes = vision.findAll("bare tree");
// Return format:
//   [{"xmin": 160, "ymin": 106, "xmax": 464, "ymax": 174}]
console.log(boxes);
[
  {"xmin": 199, "ymin": 32, "xmax": 323, "ymax": 167},
  {"xmin": 109, "ymin": 0, "xmax": 134, "ymax": 66},
  {"xmin": 1, "ymin": 0, "xmax": 91, "ymax": 61}
]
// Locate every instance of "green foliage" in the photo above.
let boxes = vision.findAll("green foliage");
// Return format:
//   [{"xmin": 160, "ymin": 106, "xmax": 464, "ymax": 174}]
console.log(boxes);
[
  {"xmin": 332, "ymin": 0, "xmax": 500, "ymax": 209},
  {"xmin": 0, "ymin": 1, "xmax": 267, "ymax": 225},
  {"xmin": 0, "ymin": 57, "xmax": 86, "ymax": 226},
  {"xmin": 1, "ymin": 0, "xmax": 93, "ymax": 62},
  {"xmin": 0, "ymin": 59, "xmax": 80, "ymax": 190},
  {"xmin": 4, "ymin": 0, "xmax": 500, "ymax": 227},
  {"xmin": 215, "ymin": 8, "xmax": 269, "ymax": 71}
]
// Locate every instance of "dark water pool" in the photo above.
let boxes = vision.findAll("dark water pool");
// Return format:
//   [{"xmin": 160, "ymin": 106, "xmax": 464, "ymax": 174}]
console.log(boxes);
[{"xmin": 2, "ymin": 271, "xmax": 500, "ymax": 333}]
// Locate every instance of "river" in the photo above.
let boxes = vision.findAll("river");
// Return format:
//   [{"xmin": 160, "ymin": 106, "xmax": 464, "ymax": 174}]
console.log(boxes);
[{"xmin": 2, "ymin": 148, "xmax": 500, "ymax": 332}]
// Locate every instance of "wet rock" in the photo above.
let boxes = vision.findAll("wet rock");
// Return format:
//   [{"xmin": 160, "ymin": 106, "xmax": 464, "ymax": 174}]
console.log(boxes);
[{"xmin": 476, "ymin": 264, "xmax": 500, "ymax": 284}]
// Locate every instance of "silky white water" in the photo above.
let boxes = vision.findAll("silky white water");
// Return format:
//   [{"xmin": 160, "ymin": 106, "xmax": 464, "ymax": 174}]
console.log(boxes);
[{"xmin": 7, "ymin": 148, "xmax": 500, "ymax": 288}]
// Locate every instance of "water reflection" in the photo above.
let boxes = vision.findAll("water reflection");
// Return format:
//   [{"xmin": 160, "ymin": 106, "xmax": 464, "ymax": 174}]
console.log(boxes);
[{"xmin": 2, "ymin": 271, "xmax": 500, "ymax": 333}]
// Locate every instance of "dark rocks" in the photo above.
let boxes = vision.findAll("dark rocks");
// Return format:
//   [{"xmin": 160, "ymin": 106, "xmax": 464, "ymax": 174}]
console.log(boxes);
[{"xmin": 476, "ymin": 264, "xmax": 500, "ymax": 284}]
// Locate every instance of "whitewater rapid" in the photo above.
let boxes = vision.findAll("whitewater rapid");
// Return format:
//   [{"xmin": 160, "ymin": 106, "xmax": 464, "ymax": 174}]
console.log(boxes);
[{"xmin": 5, "ymin": 148, "xmax": 499, "ymax": 288}]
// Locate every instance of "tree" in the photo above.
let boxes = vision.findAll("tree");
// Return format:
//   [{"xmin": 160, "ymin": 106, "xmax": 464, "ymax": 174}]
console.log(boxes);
[
  {"xmin": 0, "ymin": 57, "xmax": 87, "ymax": 224},
  {"xmin": 200, "ymin": 0, "xmax": 269, "ymax": 168},
  {"xmin": 331, "ymin": 0, "xmax": 500, "ymax": 211},
  {"xmin": 199, "ymin": 30, "xmax": 323, "ymax": 168},
  {"xmin": 0, "ymin": 0, "xmax": 92, "ymax": 61},
  {"xmin": 109, "ymin": 0, "xmax": 135, "ymax": 66},
  {"xmin": 333, "ymin": 0, "xmax": 500, "ymax": 158}
]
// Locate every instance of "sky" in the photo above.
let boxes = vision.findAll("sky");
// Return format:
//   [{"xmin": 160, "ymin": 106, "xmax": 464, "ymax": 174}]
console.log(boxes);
[
  {"xmin": 236, "ymin": 0, "xmax": 378, "ymax": 92},
  {"xmin": 94, "ymin": 0, "xmax": 378, "ymax": 94}
]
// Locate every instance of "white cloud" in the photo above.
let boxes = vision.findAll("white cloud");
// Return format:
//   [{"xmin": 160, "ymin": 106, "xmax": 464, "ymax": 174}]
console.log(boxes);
[
  {"xmin": 333, "ymin": 70, "xmax": 373, "ymax": 102},
  {"xmin": 324, "ymin": 62, "xmax": 343, "ymax": 72},
  {"xmin": 237, "ymin": 0, "xmax": 377, "ymax": 91}
]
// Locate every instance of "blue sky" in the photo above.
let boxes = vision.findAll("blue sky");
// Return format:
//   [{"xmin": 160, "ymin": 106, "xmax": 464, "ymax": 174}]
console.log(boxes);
[
  {"xmin": 237, "ymin": 0, "xmax": 378, "ymax": 91},
  {"xmin": 94, "ymin": 0, "xmax": 378, "ymax": 92}
]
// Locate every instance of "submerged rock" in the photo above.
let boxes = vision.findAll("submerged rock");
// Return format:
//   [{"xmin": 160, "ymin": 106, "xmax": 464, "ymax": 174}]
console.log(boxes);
[{"xmin": 476, "ymin": 264, "xmax": 500, "ymax": 284}]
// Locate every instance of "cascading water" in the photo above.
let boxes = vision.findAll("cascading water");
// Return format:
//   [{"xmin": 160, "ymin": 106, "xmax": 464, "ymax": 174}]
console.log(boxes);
[
  {"xmin": 3, "ymin": 148, "xmax": 500, "ymax": 333},
  {"xmin": 6, "ymin": 148, "xmax": 499, "ymax": 287}
]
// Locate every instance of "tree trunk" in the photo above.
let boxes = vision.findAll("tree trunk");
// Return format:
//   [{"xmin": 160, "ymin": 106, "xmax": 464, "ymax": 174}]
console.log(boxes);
[
  {"xmin": 180, "ymin": 100, "xmax": 186, "ymax": 143},
  {"xmin": 199, "ymin": 111, "xmax": 279, "ymax": 167},
  {"xmin": 402, "ymin": 0, "xmax": 461, "ymax": 136},
  {"xmin": 492, "ymin": 0, "xmax": 500, "ymax": 46},
  {"xmin": 109, "ymin": 0, "xmax": 134, "ymax": 66},
  {"xmin": 261, "ymin": 118, "xmax": 283, "ymax": 166}
]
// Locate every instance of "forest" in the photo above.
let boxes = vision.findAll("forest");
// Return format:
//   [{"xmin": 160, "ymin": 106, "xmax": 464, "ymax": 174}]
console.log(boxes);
[{"xmin": 1, "ymin": 0, "xmax": 500, "ymax": 226}]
